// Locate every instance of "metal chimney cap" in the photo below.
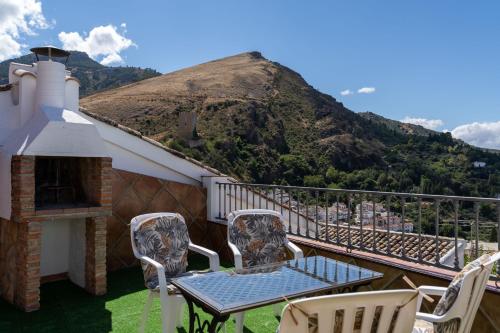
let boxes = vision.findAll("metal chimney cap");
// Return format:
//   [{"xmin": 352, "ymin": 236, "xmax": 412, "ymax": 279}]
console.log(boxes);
[{"xmin": 30, "ymin": 46, "xmax": 70, "ymax": 59}]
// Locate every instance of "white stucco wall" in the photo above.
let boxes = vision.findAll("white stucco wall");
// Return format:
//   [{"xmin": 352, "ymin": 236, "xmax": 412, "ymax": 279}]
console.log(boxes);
[
  {"xmin": 77, "ymin": 110, "xmax": 220, "ymax": 186},
  {"xmin": 0, "ymin": 91, "xmax": 20, "ymax": 142},
  {"xmin": 40, "ymin": 218, "xmax": 86, "ymax": 286},
  {"xmin": 64, "ymin": 79, "xmax": 79, "ymax": 112},
  {"xmin": 68, "ymin": 220, "xmax": 86, "ymax": 288},
  {"xmin": 40, "ymin": 219, "xmax": 71, "ymax": 276}
]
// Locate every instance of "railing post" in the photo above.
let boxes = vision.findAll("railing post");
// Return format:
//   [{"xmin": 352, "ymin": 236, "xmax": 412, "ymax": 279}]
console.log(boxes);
[
  {"xmin": 474, "ymin": 202, "xmax": 480, "ymax": 259},
  {"xmin": 347, "ymin": 194, "xmax": 352, "ymax": 250},
  {"xmin": 336, "ymin": 195, "xmax": 340, "ymax": 246},
  {"xmin": 418, "ymin": 198, "xmax": 422, "ymax": 263},
  {"xmin": 218, "ymin": 182, "xmax": 221, "ymax": 219},
  {"xmin": 497, "ymin": 202, "xmax": 500, "ymax": 274},
  {"xmin": 372, "ymin": 196, "xmax": 376, "ymax": 252},
  {"xmin": 435, "ymin": 199, "xmax": 441, "ymax": 265},
  {"xmin": 315, "ymin": 190, "xmax": 319, "ymax": 240},
  {"xmin": 234, "ymin": 184, "xmax": 237, "ymax": 211},
  {"xmin": 258, "ymin": 186, "xmax": 261, "ymax": 208},
  {"xmin": 454, "ymin": 200, "xmax": 460, "ymax": 270},
  {"xmin": 360, "ymin": 194, "xmax": 364, "ymax": 250},
  {"xmin": 286, "ymin": 189, "xmax": 291, "ymax": 233},
  {"xmin": 240, "ymin": 185, "xmax": 243, "ymax": 210},
  {"xmin": 265, "ymin": 186, "xmax": 269, "ymax": 209},
  {"xmin": 386, "ymin": 196, "xmax": 391, "ymax": 256},
  {"xmin": 272, "ymin": 187, "xmax": 276, "ymax": 211},
  {"xmin": 229, "ymin": 184, "xmax": 232, "ymax": 213},
  {"xmin": 296, "ymin": 190, "xmax": 301, "ymax": 236},
  {"xmin": 252, "ymin": 186, "xmax": 255, "ymax": 208},
  {"xmin": 401, "ymin": 196, "xmax": 406, "ymax": 258},
  {"xmin": 325, "ymin": 192, "xmax": 329, "ymax": 243},
  {"xmin": 279, "ymin": 188, "xmax": 283, "ymax": 215},
  {"xmin": 245, "ymin": 185, "xmax": 249, "ymax": 209},
  {"xmin": 305, "ymin": 191, "xmax": 310, "ymax": 238},
  {"xmin": 223, "ymin": 184, "xmax": 227, "ymax": 218}
]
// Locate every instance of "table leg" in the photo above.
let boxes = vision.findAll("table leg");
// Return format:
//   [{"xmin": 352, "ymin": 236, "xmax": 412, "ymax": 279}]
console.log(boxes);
[{"xmin": 186, "ymin": 297, "xmax": 229, "ymax": 333}]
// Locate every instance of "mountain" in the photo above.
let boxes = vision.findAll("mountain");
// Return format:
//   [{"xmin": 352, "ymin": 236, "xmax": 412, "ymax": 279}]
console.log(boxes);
[
  {"xmin": 0, "ymin": 51, "xmax": 161, "ymax": 96},
  {"xmin": 80, "ymin": 52, "xmax": 500, "ymax": 198},
  {"xmin": 358, "ymin": 112, "xmax": 437, "ymax": 137}
]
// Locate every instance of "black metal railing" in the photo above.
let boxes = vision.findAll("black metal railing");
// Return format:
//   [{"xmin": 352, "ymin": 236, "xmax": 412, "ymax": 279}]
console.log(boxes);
[{"xmin": 216, "ymin": 182, "xmax": 500, "ymax": 274}]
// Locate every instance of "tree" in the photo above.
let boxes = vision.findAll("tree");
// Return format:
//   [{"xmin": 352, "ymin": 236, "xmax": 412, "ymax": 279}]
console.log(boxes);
[
  {"xmin": 279, "ymin": 155, "xmax": 311, "ymax": 185},
  {"xmin": 304, "ymin": 175, "xmax": 326, "ymax": 188},
  {"xmin": 326, "ymin": 167, "xmax": 344, "ymax": 183}
]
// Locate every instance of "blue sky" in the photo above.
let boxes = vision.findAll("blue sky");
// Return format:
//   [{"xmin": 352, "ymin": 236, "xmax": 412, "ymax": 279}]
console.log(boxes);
[{"xmin": 2, "ymin": 0, "xmax": 500, "ymax": 148}]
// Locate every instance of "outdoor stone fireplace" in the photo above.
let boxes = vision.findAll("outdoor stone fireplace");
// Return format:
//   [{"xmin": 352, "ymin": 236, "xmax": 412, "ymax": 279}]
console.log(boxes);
[
  {"xmin": 0, "ymin": 155, "xmax": 111, "ymax": 311},
  {"xmin": 0, "ymin": 47, "xmax": 113, "ymax": 311}
]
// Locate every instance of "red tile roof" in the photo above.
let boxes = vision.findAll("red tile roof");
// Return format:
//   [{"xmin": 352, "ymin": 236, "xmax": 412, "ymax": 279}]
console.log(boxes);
[{"xmin": 319, "ymin": 223, "xmax": 457, "ymax": 264}]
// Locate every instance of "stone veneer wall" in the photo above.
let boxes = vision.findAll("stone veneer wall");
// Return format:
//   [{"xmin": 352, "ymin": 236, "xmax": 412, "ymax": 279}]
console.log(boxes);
[
  {"xmin": 107, "ymin": 169, "xmax": 208, "ymax": 271},
  {"xmin": 0, "ymin": 156, "xmax": 111, "ymax": 312}
]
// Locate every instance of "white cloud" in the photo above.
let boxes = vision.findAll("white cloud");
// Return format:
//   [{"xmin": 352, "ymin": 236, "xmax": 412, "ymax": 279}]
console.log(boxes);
[
  {"xmin": 340, "ymin": 89, "xmax": 353, "ymax": 96},
  {"xmin": 100, "ymin": 53, "xmax": 123, "ymax": 66},
  {"xmin": 58, "ymin": 24, "xmax": 135, "ymax": 65},
  {"xmin": 451, "ymin": 121, "xmax": 500, "ymax": 149},
  {"xmin": 0, "ymin": 34, "xmax": 22, "ymax": 60},
  {"xmin": 357, "ymin": 87, "xmax": 376, "ymax": 94},
  {"xmin": 0, "ymin": 0, "xmax": 51, "ymax": 61},
  {"xmin": 401, "ymin": 117, "xmax": 444, "ymax": 130}
]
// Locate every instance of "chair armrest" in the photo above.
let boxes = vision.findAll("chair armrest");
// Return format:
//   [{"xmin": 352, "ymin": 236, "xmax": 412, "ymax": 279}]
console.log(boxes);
[
  {"xmin": 418, "ymin": 286, "xmax": 447, "ymax": 296},
  {"xmin": 416, "ymin": 311, "xmax": 449, "ymax": 323},
  {"xmin": 285, "ymin": 240, "xmax": 303, "ymax": 259},
  {"xmin": 228, "ymin": 241, "xmax": 243, "ymax": 270},
  {"xmin": 137, "ymin": 255, "xmax": 169, "ymax": 296},
  {"xmin": 189, "ymin": 242, "xmax": 220, "ymax": 272},
  {"xmin": 416, "ymin": 285, "xmax": 446, "ymax": 310}
]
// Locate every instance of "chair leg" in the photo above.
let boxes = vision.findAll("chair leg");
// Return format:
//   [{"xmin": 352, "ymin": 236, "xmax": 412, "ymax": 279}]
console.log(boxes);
[
  {"xmin": 139, "ymin": 291, "xmax": 154, "ymax": 333},
  {"xmin": 175, "ymin": 297, "xmax": 185, "ymax": 328},
  {"xmin": 235, "ymin": 311, "xmax": 245, "ymax": 333},
  {"xmin": 159, "ymin": 293, "xmax": 179, "ymax": 333}
]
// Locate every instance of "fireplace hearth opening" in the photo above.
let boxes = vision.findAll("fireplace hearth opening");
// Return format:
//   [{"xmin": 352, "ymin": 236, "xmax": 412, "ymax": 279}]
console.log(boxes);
[{"xmin": 35, "ymin": 157, "xmax": 99, "ymax": 209}]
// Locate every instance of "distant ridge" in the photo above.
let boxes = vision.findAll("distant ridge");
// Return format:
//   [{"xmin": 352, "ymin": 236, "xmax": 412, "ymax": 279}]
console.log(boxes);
[
  {"xmin": 358, "ymin": 112, "xmax": 437, "ymax": 137},
  {"xmin": 80, "ymin": 51, "xmax": 500, "ymax": 197},
  {"xmin": 0, "ymin": 51, "xmax": 161, "ymax": 96}
]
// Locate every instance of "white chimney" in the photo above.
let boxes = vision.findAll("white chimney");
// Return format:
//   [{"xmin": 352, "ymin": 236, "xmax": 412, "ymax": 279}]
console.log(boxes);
[{"xmin": 35, "ymin": 60, "xmax": 66, "ymax": 110}]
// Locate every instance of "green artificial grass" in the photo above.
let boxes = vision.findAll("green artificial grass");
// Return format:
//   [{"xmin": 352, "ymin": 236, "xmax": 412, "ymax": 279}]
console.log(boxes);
[{"xmin": 0, "ymin": 255, "xmax": 280, "ymax": 333}]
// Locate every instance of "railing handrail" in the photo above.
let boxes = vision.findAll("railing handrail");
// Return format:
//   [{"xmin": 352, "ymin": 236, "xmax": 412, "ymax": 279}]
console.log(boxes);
[{"xmin": 216, "ymin": 182, "xmax": 500, "ymax": 204}]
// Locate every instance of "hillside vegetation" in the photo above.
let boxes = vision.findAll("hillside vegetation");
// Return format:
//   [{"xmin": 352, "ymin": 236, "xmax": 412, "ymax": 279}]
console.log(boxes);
[
  {"xmin": 0, "ymin": 51, "xmax": 161, "ymax": 96},
  {"xmin": 80, "ymin": 52, "xmax": 500, "ymax": 198}
]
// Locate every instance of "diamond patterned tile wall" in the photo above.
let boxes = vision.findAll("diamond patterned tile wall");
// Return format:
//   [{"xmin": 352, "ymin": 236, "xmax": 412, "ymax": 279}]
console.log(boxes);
[{"xmin": 107, "ymin": 169, "xmax": 208, "ymax": 271}]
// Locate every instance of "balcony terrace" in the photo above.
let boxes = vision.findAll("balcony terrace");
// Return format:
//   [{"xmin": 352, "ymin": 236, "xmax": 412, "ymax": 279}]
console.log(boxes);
[
  {"xmin": 1, "ymin": 174, "xmax": 499, "ymax": 332},
  {"xmin": 204, "ymin": 180, "xmax": 500, "ymax": 332}
]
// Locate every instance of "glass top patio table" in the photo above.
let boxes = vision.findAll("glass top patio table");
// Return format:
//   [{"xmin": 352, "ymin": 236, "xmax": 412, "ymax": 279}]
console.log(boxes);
[{"xmin": 171, "ymin": 255, "xmax": 383, "ymax": 316}]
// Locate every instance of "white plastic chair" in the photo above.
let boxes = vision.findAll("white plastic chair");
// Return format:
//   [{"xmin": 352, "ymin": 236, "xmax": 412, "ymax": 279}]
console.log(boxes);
[
  {"xmin": 278, "ymin": 289, "xmax": 419, "ymax": 333},
  {"xmin": 413, "ymin": 252, "xmax": 500, "ymax": 333},
  {"xmin": 131, "ymin": 212, "xmax": 220, "ymax": 333},
  {"xmin": 227, "ymin": 209, "xmax": 304, "ymax": 333}
]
